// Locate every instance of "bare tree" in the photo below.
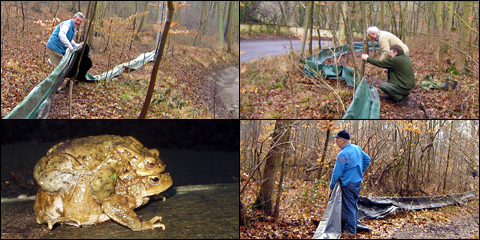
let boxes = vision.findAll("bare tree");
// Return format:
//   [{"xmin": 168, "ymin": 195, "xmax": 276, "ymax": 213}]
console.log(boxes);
[
  {"xmin": 253, "ymin": 120, "xmax": 292, "ymax": 216},
  {"xmin": 455, "ymin": 1, "xmax": 473, "ymax": 74},
  {"xmin": 134, "ymin": 1, "xmax": 149, "ymax": 40},
  {"xmin": 138, "ymin": 1, "xmax": 174, "ymax": 119}
]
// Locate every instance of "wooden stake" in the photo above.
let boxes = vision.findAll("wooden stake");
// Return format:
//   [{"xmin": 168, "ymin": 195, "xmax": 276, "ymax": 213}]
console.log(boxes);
[{"xmin": 69, "ymin": 80, "xmax": 73, "ymax": 119}]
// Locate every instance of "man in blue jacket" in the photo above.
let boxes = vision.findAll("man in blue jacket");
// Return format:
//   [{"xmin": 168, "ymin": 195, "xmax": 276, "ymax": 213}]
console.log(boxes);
[
  {"xmin": 47, "ymin": 12, "xmax": 84, "ymax": 67},
  {"xmin": 328, "ymin": 130, "xmax": 371, "ymax": 237}
]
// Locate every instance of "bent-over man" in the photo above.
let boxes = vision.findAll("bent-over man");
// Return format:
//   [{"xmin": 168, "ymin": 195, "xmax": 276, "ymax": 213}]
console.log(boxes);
[
  {"xmin": 367, "ymin": 26, "xmax": 409, "ymax": 60},
  {"xmin": 46, "ymin": 12, "xmax": 84, "ymax": 67}
]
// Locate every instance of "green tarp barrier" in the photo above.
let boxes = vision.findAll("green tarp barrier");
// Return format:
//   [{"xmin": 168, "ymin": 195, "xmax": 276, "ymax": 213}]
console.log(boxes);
[
  {"xmin": 302, "ymin": 42, "xmax": 380, "ymax": 119},
  {"xmin": 85, "ymin": 50, "xmax": 156, "ymax": 81},
  {"xmin": 343, "ymin": 78, "xmax": 380, "ymax": 119},
  {"xmin": 4, "ymin": 46, "xmax": 156, "ymax": 119}
]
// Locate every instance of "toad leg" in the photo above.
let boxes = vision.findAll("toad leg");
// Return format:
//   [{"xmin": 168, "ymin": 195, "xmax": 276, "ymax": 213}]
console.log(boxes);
[{"xmin": 102, "ymin": 194, "xmax": 165, "ymax": 231}]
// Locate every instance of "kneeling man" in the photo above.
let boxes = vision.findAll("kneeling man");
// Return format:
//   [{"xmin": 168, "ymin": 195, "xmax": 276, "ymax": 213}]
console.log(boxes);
[{"xmin": 361, "ymin": 45, "xmax": 415, "ymax": 106}]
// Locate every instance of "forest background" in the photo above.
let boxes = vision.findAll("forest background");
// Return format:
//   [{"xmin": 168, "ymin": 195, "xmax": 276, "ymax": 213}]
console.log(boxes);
[
  {"xmin": 1, "ymin": 1, "xmax": 239, "ymax": 119},
  {"xmin": 240, "ymin": 120, "xmax": 479, "ymax": 238},
  {"xmin": 240, "ymin": 1, "xmax": 479, "ymax": 119}
]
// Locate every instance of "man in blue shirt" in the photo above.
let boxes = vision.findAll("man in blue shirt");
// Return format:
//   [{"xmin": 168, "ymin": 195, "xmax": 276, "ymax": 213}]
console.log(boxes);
[
  {"xmin": 328, "ymin": 130, "xmax": 371, "ymax": 237},
  {"xmin": 46, "ymin": 12, "xmax": 84, "ymax": 67}
]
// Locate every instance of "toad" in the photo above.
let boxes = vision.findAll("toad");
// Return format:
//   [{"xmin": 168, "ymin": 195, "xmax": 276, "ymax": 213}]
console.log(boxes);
[
  {"xmin": 33, "ymin": 135, "xmax": 166, "ymax": 204},
  {"xmin": 34, "ymin": 172, "xmax": 173, "ymax": 231}
]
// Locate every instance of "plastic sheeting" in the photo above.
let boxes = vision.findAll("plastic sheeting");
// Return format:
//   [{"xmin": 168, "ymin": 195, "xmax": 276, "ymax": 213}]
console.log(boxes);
[
  {"xmin": 302, "ymin": 42, "xmax": 379, "ymax": 87},
  {"xmin": 3, "ymin": 45, "xmax": 156, "ymax": 119},
  {"xmin": 313, "ymin": 184, "xmax": 476, "ymax": 239},
  {"xmin": 358, "ymin": 190, "xmax": 476, "ymax": 220},
  {"xmin": 85, "ymin": 50, "xmax": 156, "ymax": 81},
  {"xmin": 342, "ymin": 78, "xmax": 380, "ymax": 119},
  {"xmin": 4, "ymin": 45, "xmax": 83, "ymax": 119},
  {"xmin": 313, "ymin": 182, "xmax": 372, "ymax": 239},
  {"xmin": 312, "ymin": 181, "xmax": 343, "ymax": 239},
  {"xmin": 302, "ymin": 42, "xmax": 380, "ymax": 119}
]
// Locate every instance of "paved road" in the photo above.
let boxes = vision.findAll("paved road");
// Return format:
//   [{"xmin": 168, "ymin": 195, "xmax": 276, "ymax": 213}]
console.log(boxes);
[{"xmin": 240, "ymin": 39, "xmax": 334, "ymax": 63}]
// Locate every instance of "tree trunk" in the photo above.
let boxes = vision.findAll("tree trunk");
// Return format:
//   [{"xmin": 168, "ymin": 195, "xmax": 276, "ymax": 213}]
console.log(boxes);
[
  {"xmin": 455, "ymin": 1, "xmax": 473, "ymax": 74},
  {"xmin": 225, "ymin": 1, "xmax": 235, "ymax": 53},
  {"xmin": 360, "ymin": 1, "xmax": 367, "ymax": 77},
  {"xmin": 444, "ymin": 1, "xmax": 454, "ymax": 53},
  {"xmin": 308, "ymin": 1, "xmax": 314, "ymax": 56},
  {"xmin": 434, "ymin": 2, "xmax": 442, "ymax": 68},
  {"xmin": 336, "ymin": 2, "xmax": 346, "ymax": 45},
  {"xmin": 138, "ymin": 1, "xmax": 174, "ymax": 119},
  {"xmin": 341, "ymin": 2, "xmax": 360, "ymax": 88},
  {"xmin": 253, "ymin": 120, "xmax": 292, "ymax": 216},
  {"xmin": 217, "ymin": 1, "xmax": 225, "ymax": 46},
  {"xmin": 134, "ymin": 1, "xmax": 149, "ymax": 40},
  {"xmin": 316, "ymin": 122, "xmax": 332, "ymax": 180},
  {"xmin": 299, "ymin": 1, "xmax": 312, "ymax": 58},
  {"xmin": 194, "ymin": 2, "xmax": 207, "ymax": 46},
  {"xmin": 400, "ymin": 1, "xmax": 407, "ymax": 42}
]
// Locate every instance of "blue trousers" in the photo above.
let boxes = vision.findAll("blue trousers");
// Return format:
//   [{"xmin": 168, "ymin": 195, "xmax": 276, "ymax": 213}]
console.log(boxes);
[{"xmin": 341, "ymin": 181, "xmax": 361, "ymax": 234}]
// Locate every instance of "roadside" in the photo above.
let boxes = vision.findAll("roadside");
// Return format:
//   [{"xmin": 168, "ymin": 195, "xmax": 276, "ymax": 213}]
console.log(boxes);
[{"xmin": 240, "ymin": 33, "xmax": 479, "ymax": 119}]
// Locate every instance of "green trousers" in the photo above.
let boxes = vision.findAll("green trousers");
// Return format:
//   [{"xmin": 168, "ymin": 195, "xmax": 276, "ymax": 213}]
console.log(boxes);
[{"xmin": 379, "ymin": 82, "xmax": 412, "ymax": 102}]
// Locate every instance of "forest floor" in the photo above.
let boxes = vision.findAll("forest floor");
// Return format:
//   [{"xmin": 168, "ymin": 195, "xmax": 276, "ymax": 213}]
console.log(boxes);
[
  {"xmin": 240, "ymin": 33, "xmax": 479, "ymax": 119},
  {"xmin": 240, "ymin": 177, "xmax": 479, "ymax": 239},
  {"xmin": 1, "ymin": 2, "xmax": 239, "ymax": 119}
]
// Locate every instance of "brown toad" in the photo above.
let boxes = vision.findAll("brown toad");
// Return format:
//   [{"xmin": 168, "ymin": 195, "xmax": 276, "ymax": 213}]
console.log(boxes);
[
  {"xmin": 33, "ymin": 135, "xmax": 166, "ymax": 204},
  {"xmin": 34, "ymin": 172, "xmax": 173, "ymax": 231}
]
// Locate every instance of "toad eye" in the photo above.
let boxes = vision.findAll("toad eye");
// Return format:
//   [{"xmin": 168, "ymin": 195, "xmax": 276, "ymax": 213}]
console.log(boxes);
[
  {"xmin": 149, "ymin": 176, "xmax": 160, "ymax": 185},
  {"xmin": 146, "ymin": 159, "xmax": 156, "ymax": 169}
]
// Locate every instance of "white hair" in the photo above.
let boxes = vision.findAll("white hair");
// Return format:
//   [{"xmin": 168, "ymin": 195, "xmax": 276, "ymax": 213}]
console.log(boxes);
[
  {"xmin": 367, "ymin": 26, "xmax": 379, "ymax": 34},
  {"xmin": 74, "ymin": 12, "xmax": 84, "ymax": 19}
]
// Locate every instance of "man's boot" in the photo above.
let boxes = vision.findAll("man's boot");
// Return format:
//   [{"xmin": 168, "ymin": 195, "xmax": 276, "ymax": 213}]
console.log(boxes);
[{"xmin": 395, "ymin": 95, "xmax": 409, "ymax": 106}]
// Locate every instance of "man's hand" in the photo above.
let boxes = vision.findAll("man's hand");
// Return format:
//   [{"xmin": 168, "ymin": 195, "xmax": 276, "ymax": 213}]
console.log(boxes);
[
  {"xmin": 383, "ymin": 69, "xmax": 388, "ymax": 75},
  {"xmin": 79, "ymin": 42, "xmax": 84, "ymax": 45},
  {"xmin": 69, "ymin": 46, "xmax": 74, "ymax": 52},
  {"xmin": 361, "ymin": 54, "xmax": 369, "ymax": 61},
  {"xmin": 327, "ymin": 188, "xmax": 332, "ymax": 195}
]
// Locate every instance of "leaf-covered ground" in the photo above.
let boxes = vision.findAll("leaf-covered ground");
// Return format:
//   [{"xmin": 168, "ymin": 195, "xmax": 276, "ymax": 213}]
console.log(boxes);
[
  {"xmin": 240, "ymin": 34, "xmax": 479, "ymax": 119},
  {"xmin": 1, "ymin": 2, "xmax": 239, "ymax": 119},
  {"xmin": 240, "ymin": 177, "xmax": 479, "ymax": 239}
]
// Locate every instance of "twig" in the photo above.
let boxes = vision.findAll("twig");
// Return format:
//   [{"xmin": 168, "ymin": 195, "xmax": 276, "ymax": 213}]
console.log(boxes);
[
  {"xmin": 442, "ymin": 1, "xmax": 478, "ymax": 34},
  {"xmin": 297, "ymin": 65, "xmax": 346, "ymax": 117},
  {"xmin": 406, "ymin": 30, "xmax": 478, "ymax": 68},
  {"xmin": 420, "ymin": 102, "xmax": 431, "ymax": 119}
]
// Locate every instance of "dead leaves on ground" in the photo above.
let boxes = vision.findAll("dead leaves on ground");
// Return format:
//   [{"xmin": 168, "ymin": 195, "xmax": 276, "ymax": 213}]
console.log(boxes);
[
  {"xmin": 2, "ymin": 3, "xmax": 238, "ymax": 118},
  {"xmin": 241, "ymin": 179, "xmax": 479, "ymax": 239},
  {"xmin": 240, "ymin": 35, "xmax": 479, "ymax": 119}
]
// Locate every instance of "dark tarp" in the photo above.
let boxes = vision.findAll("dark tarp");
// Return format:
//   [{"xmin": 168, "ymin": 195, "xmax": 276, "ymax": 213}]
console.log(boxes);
[
  {"xmin": 313, "ymin": 182, "xmax": 476, "ymax": 239},
  {"xmin": 358, "ymin": 190, "xmax": 476, "ymax": 220},
  {"xmin": 65, "ymin": 43, "xmax": 92, "ymax": 82}
]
